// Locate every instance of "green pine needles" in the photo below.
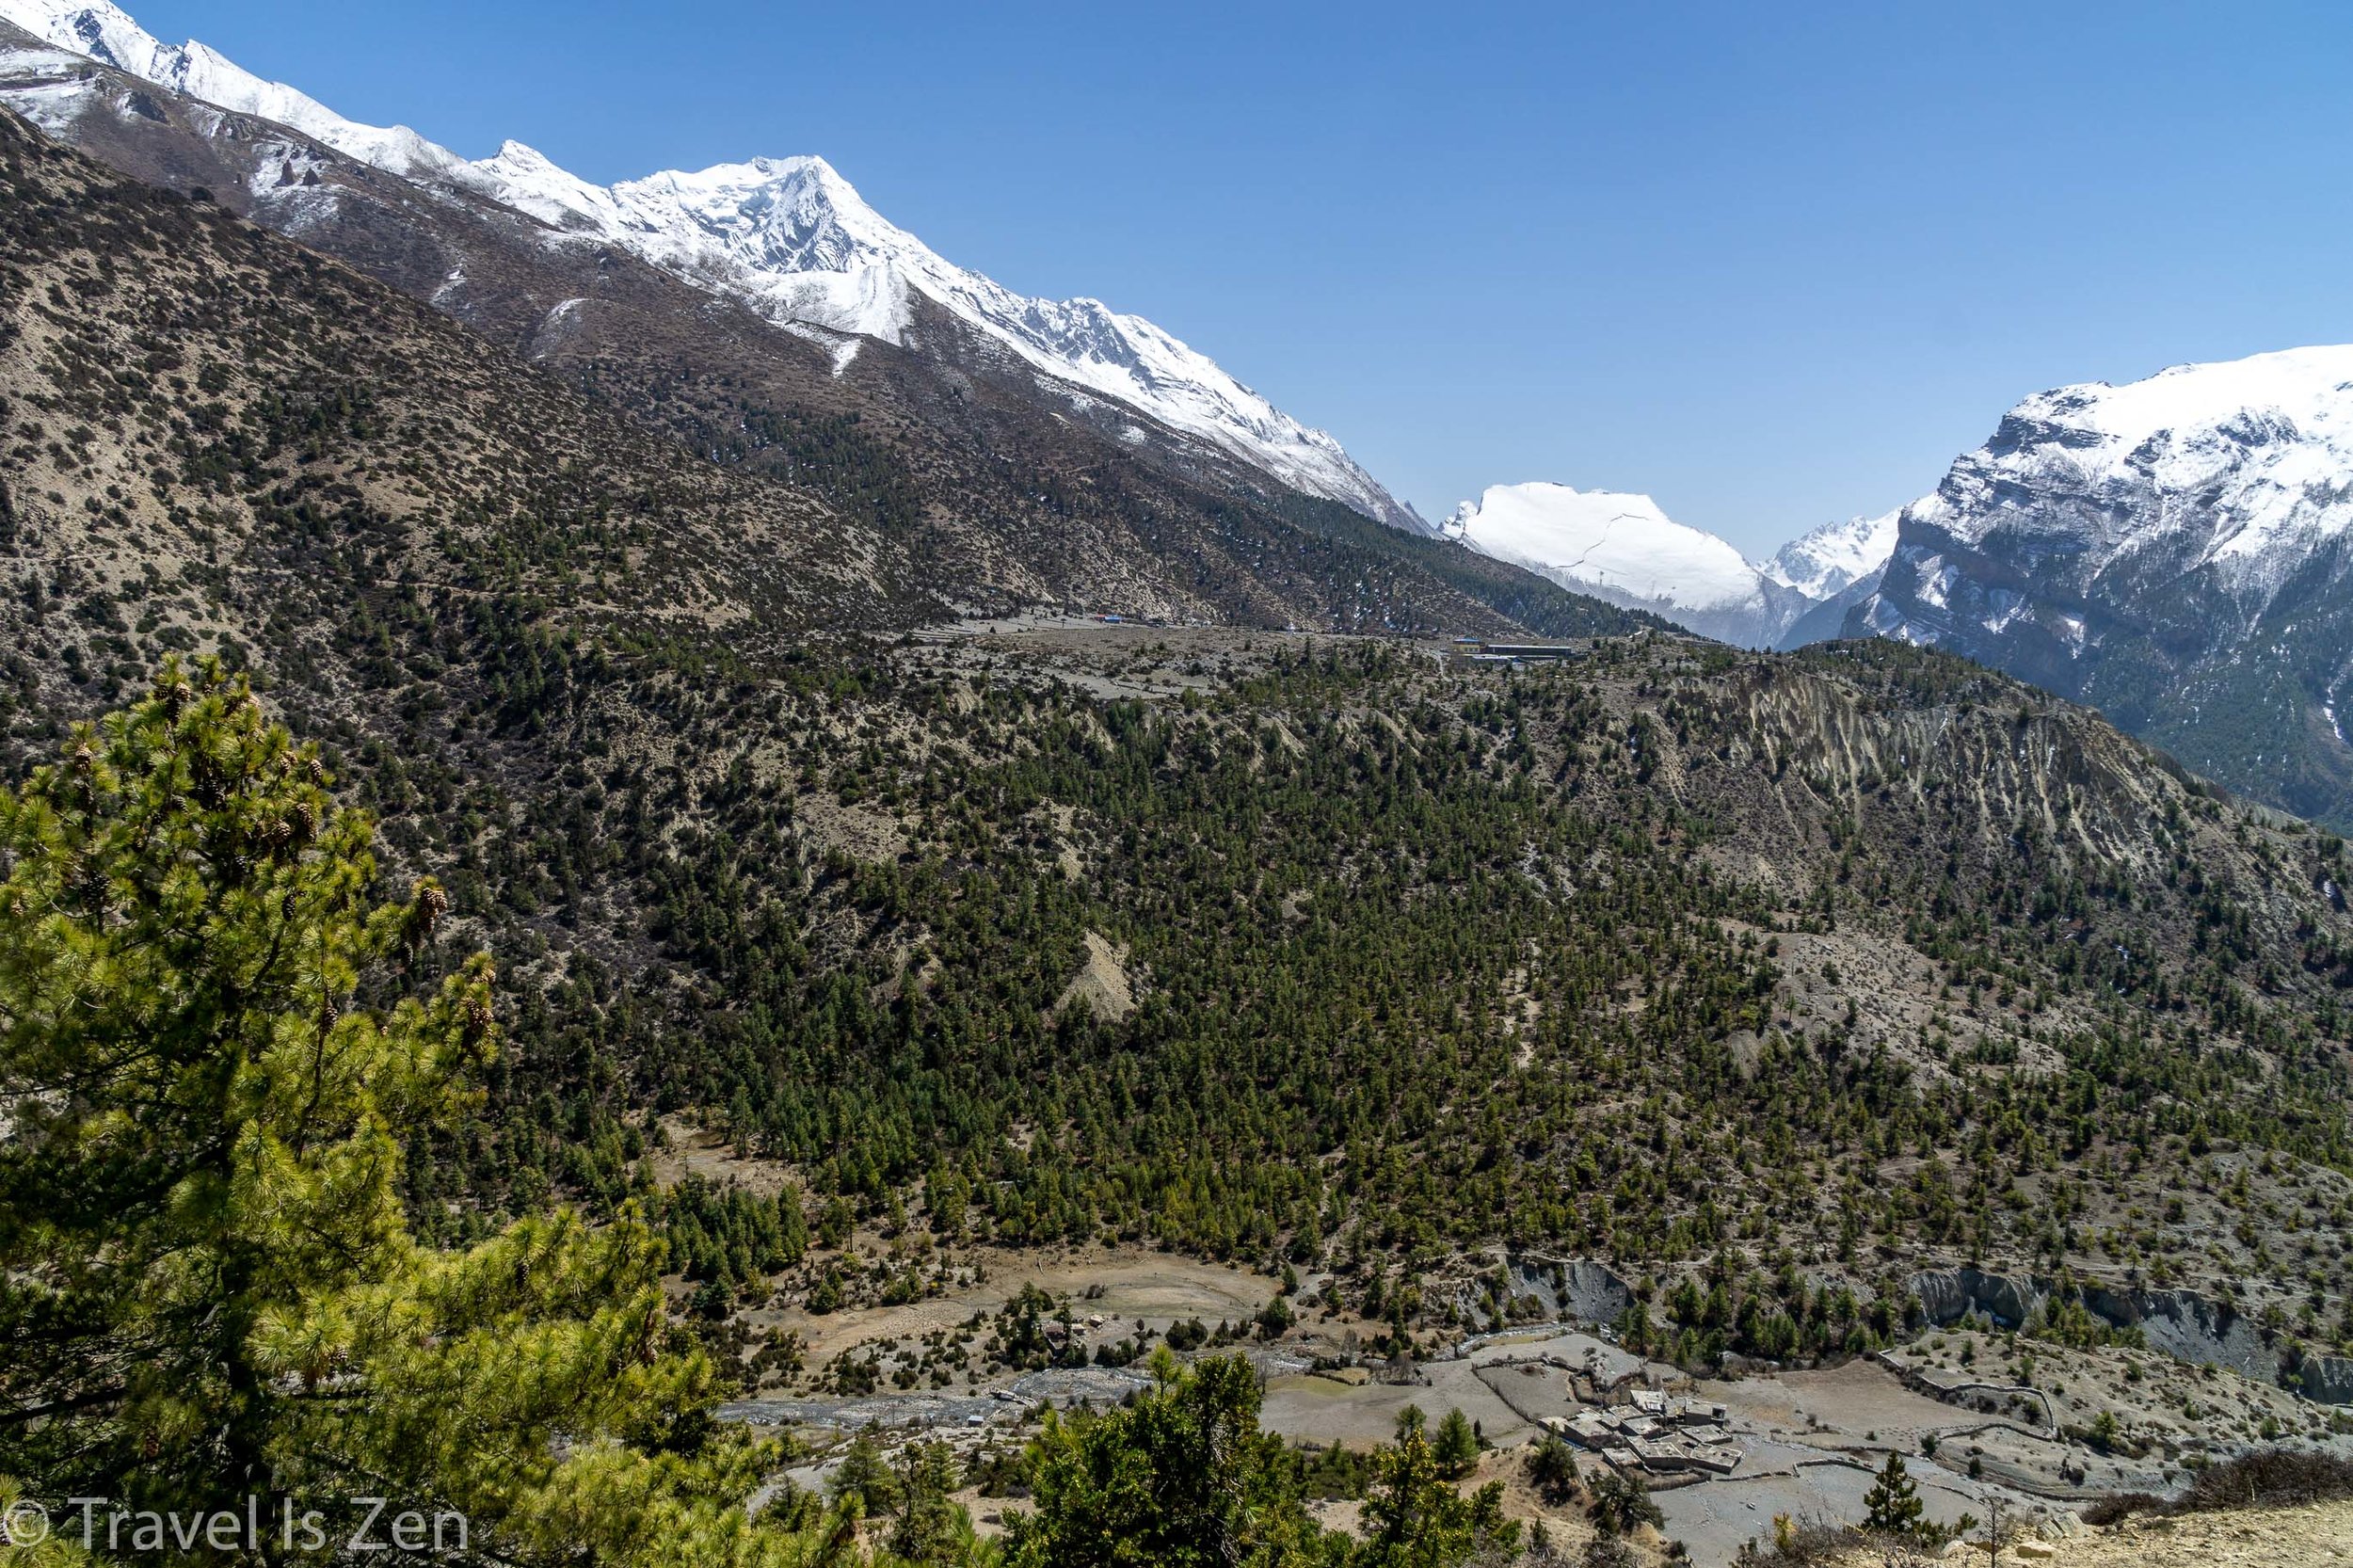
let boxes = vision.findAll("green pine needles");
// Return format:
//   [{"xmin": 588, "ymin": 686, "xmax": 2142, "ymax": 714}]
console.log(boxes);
[{"xmin": 0, "ymin": 660, "xmax": 852, "ymax": 1566}]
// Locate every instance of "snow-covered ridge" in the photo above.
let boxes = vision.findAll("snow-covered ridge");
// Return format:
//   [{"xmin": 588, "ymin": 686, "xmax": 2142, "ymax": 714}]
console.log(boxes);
[
  {"xmin": 1427, "ymin": 352, "xmax": 2353, "ymax": 654},
  {"xmin": 1855, "ymin": 344, "xmax": 2353, "ymax": 657},
  {"xmin": 1444, "ymin": 483, "xmax": 1822, "ymax": 648},
  {"xmin": 0, "ymin": 0, "xmax": 1420, "ymax": 531},
  {"xmin": 1841, "ymin": 344, "xmax": 2353, "ymax": 825},
  {"xmin": 0, "ymin": 0, "xmax": 469, "ymax": 180},
  {"xmin": 1913, "ymin": 344, "xmax": 2353, "ymax": 574},
  {"xmin": 455, "ymin": 144, "xmax": 1422, "ymax": 528}
]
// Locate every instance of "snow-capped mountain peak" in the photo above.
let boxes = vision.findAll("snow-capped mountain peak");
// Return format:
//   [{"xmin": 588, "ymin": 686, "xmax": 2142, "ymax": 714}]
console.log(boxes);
[
  {"xmin": 1439, "ymin": 483, "xmax": 1908, "ymax": 649},
  {"xmin": 1859, "ymin": 344, "xmax": 2353, "ymax": 632},
  {"xmin": 0, "ymin": 0, "xmax": 470, "ymax": 181},
  {"xmin": 1444, "ymin": 483, "xmax": 1760, "ymax": 609},
  {"xmin": 1762, "ymin": 508, "xmax": 1900, "ymax": 600},
  {"xmin": 1919, "ymin": 344, "xmax": 2353, "ymax": 573},
  {"xmin": 457, "ymin": 148, "xmax": 1420, "ymax": 524},
  {"xmin": 1442, "ymin": 482, "xmax": 1817, "ymax": 647},
  {"xmin": 0, "ymin": 0, "xmax": 1417, "ymax": 530},
  {"xmin": 1847, "ymin": 344, "xmax": 2353, "ymax": 827}
]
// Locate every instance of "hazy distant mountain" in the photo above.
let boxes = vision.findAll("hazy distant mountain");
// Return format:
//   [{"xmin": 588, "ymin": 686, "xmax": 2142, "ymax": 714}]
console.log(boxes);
[{"xmin": 1441, "ymin": 485, "xmax": 1898, "ymax": 650}]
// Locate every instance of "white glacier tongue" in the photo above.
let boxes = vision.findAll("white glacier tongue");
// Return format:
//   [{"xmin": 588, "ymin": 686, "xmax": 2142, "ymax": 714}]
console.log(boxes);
[{"xmin": 0, "ymin": 0, "xmax": 1417, "ymax": 531}]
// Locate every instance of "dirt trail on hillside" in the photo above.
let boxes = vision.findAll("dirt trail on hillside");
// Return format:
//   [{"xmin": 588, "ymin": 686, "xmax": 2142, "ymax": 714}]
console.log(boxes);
[
  {"xmin": 1827, "ymin": 1499, "xmax": 2353, "ymax": 1565},
  {"xmin": 2049, "ymin": 1501, "xmax": 2353, "ymax": 1565}
]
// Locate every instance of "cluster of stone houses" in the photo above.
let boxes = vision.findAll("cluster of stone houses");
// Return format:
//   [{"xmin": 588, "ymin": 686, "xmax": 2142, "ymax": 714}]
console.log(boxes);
[{"xmin": 1544, "ymin": 1388, "xmax": 1742, "ymax": 1477}]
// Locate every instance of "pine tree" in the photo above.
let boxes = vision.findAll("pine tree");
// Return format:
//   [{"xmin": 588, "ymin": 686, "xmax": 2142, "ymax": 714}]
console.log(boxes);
[
  {"xmin": 1355, "ymin": 1424, "xmax": 1519, "ymax": 1567},
  {"xmin": 1526, "ymin": 1432, "xmax": 1580, "ymax": 1505},
  {"xmin": 1431, "ymin": 1408, "xmax": 1480, "ymax": 1480},
  {"xmin": 828, "ymin": 1433, "xmax": 901, "ymax": 1517},
  {"xmin": 1004, "ymin": 1355, "xmax": 1330, "ymax": 1567},
  {"xmin": 0, "ymin": 661, "xmax": 851, "ymax": 1565},
  {"xmin": 1863, "ymin": 1450, "xmax": 1926, "ymax": 1537},
  {"xmin": 889, "ymin": 1440, "xmax": 975, "ymax": 1563}
]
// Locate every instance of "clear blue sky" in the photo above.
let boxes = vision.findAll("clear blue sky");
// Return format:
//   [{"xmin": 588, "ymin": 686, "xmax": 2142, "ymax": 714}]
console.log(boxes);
[{"xmin": 134, "ymin": 0, "xmax": 2353, "ymax": 552}]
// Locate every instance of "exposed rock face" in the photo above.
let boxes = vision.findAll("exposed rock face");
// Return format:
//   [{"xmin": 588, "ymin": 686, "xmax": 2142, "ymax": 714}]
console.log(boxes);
[
  {"xmin": 1909, "ymin": 1266, "xmax": 2046, "ymax": 1333},
  {"xmin": 1468, "ymin": 1256, "xmax": 1638, "ymax": 1328},
  {"xmin": 1556, "ymin": 1259, "xmax": 1639, "ymax": 1324},
  {"xmin": 1910, "ymin": 1268, "xmax": 2321, "ymax": 1398},
  {"xmin": 2298, "ymin": 1354, "xmax": 2353, "ymax": 1403},
  {"xmin": 2077, "ymin": 1285, "xmax": 2273, "ymax": 1385},
  {"xmin": 1850, "ymin": 347, "xmax": 2353, "ymax": 830}
]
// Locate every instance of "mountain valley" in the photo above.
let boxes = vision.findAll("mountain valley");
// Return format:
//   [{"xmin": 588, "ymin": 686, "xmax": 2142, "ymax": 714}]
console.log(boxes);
[{"xmin": 2, "ymin": 7, "xmax": 2353, "ymax": 1564}]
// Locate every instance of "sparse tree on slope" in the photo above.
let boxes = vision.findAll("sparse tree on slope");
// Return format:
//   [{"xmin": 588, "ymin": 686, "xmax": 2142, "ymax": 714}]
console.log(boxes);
[
  {"xmin": 1864, "ymin": 1451, "xmax": 1926, "ymax": 1538},
  {"xmin": 1354, "ymin": 1422, "xmax": 1518, "ymax": 1568},
  {"xmin": 1431, "ymin": 1409, "xmax": 1479, "ymax": 1480}
]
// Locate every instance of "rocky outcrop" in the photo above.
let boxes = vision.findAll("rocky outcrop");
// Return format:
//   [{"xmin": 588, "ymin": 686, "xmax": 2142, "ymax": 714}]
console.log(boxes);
[
  {"xmin": 1909, "ymin": 1267, "xmax": 2345, "ymax": 1403},
  {"xmin": 1911, "ymin": 1266, "xmax": 2046, "ymax": 1331},
  {"xmin": 1553, "ymin": 1258, "xmax": 1639, "ymax": 1323},
  {"xmin": 2076, "ymin": 1284, "xmax": 2273, "ymax": 1384},
  {"xmin": 2297, "ymin": 1354, "xmax": 2353, "ymax": 1404},
  {"xmin": 1471, "ymin": 1254, "xmax": 1637, "ymax": 1327}
]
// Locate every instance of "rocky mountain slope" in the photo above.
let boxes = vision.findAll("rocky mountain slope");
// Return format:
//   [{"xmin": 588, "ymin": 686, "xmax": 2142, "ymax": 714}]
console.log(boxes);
[
  {"xmin": 0, "ymin": 16, "xmax": 1618, "ymax": 639},
  {"xmin": 456, "ymin": 143, "xmax": 1427, "ymax": 533},
  {"xmin": 0, "ymin": 0, "xmax": 1422, "ymax": 533},
  {"xmin": 6, "ymin": 104, "xmax": 2351, "ymax": 1404},
  {"xmin": 1849, "ymin": 346, "xmax": 2353, "ymax": 831}
]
